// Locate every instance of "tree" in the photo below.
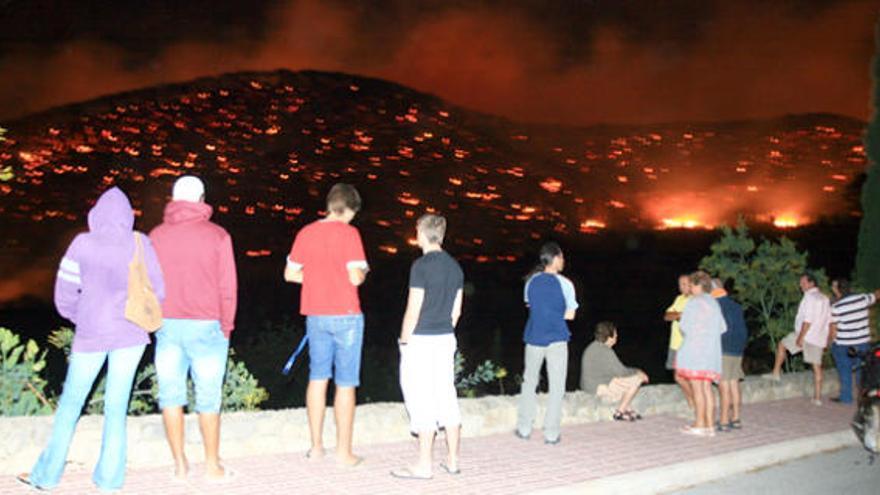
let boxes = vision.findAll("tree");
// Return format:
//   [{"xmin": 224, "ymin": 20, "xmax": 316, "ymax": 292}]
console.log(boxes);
[
  {"xmin": 856, "ymin": 19, "xmax": 880, "ymax": 290},
  {"xmin": 699, "ymin": 220, "xmax": 827, "ymax": 370}
]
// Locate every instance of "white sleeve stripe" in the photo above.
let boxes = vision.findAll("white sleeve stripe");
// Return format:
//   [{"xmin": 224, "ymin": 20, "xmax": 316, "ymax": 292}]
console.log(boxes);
[
  {"xmin": 57, "ymin": 270, "xmax": 81, "ymax": 284},
  {"xmin": 60, "ymin": 257, "xmax": 80, "ymax": 274},
  {"xmin": 286, "ymin": 258, "xmax": 303, "ymax": 270},
  {"xmin": 557, "ymin": 274, "xmax": 580, "ymax": 311},
  {"xmin": 346, "ymin": 260, "xmax": 369, "ymax": 270}
]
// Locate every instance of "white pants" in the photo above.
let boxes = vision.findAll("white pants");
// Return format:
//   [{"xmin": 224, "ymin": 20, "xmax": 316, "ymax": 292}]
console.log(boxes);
[{"xmin": 399, "ymin": 334, "xmax": 461, "ymax": 433}]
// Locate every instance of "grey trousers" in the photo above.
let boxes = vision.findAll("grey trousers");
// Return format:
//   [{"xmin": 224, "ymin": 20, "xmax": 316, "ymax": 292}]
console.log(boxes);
[{"xmin": 516, "ymin": 342, "xmax": 568, "ymax": 441}]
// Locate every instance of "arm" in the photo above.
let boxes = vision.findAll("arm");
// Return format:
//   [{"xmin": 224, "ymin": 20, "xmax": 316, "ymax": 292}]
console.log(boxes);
[
  {"xmin": 827, "ymin": 322, "xmax": 837, "ymax": 348},
  {"xmin": 346, "ymin": 228, "xmax": 369, "ymax": 287},
  {"xmin": 663, "ymin": 311, "xmax": 681, "ymax": 322},
  {"xmin": 217, "ymin": 233, "xmax": 238, "ymax": 336},
  {"xmin": 399, "ymin": 288, "xmax": 425, "ymax": 343},
  {"xmin": 451, "ymin": 288, "xmax": 463, "ymax": 328},
  {"xmin": 796, "ymin": 321, "xmax": 811, "ymax": 347},
  {"xmin": 283, "ymin": 261, "xmax": 303, "ymax": 283},
  {"xmin": 559, "ymin": 275, "xmax": 578, "ymax": 321},
  {"xmin": 54, "ymin": 236, "xmax": 84, "ymax": 323}
]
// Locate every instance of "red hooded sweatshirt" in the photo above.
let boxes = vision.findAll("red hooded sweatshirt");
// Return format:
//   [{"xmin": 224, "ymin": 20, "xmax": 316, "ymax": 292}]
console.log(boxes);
[{"xmin": 149, "ymin": 201, "xmax": 238, "ymax": 337}]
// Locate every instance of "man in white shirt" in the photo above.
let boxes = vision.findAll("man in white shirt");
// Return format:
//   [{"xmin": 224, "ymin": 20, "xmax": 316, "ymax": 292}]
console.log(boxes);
[{"xmin": 766, "ymin": 273, "xmax": 831, "ymax": 405}]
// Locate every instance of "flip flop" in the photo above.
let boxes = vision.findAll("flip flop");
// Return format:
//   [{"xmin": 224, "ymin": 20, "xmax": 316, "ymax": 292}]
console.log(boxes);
[
  {"xmin": 390, "ymin": 467, "xmax": 432, "ymax": 480},
  {"xmin": 439, "ymin": 462, "xmax": 461, "ymax": 475},
  {"xmin": 729, "ymin": 419, "xmax": 742, "ymax": 430},
  {"xmin": 15, "ymin": 474, "xmax": 48, "ymax": 492}
]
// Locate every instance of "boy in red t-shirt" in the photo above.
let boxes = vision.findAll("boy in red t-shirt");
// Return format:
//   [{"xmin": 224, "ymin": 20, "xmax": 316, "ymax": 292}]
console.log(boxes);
[{"xmin": 284, "ymin": 183, "xmax": 369, "ymax": 466}]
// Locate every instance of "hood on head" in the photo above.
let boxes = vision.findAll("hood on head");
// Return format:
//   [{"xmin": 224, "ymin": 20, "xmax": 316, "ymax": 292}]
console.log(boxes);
[
  {"xmin": 163, "ymin": 200, "xmax": 213, "ymax": 224},
  {"xmin": 87, "ymin": 187, "xmax": 134, "ymax": 235}
]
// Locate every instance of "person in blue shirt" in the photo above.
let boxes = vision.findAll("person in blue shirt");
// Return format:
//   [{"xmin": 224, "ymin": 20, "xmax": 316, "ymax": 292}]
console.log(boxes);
[
  {"xmin": 515, "ymin": 242, "xmax": 579, "ymax": 444},
  {"xmin": 711, "ymin": 278, "xmax": 748, "ymax": 432}
]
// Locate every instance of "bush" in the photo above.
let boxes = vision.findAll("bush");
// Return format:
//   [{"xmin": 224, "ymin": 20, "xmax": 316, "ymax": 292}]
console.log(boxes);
[
  {"xmin": 455, "ymin": 351, "xmax": 506, "ymax": 397},
  {"xmin": 0, "ymin": 327, "xmax": 52, "ymax": 416},
  {"xmin": 48, "ymin": 328, "xmax": 268, "ymax": 414}
]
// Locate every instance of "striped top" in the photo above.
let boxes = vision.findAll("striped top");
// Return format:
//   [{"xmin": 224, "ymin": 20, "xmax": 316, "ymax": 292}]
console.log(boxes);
[{"xmin": 831, "ymin": 293, "xmax": 876, "ymax": 345}]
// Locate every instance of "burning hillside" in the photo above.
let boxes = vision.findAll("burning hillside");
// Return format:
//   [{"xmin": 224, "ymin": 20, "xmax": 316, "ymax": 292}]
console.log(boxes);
[{"xmin": 0, "ymin": 70, "xmax": 868, "ymax": 270}]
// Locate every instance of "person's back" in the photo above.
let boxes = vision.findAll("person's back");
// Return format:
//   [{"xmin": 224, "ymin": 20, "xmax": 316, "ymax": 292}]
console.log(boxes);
[
  {"xmin": 290, "ymin": 219, "xmax": 366, "ymax": 316},
  {"xmin": 56, "ymin": 186, "xmax": 163, "ymax": 352},
  {"xmin": 717, "ymin": 296, "xmax": 747, "ymax": 356},
  {"xmin": 580, "ymin": 340, "xmax": 631, "ymax": 393},
  {"xmin": 410, "ymin": 250, "xmax": 463, "ymax": 334},
  {"xmin": 524, "ymin": 272, "xmax": 575, "ymax": 346},
  {"xmin": 150, "ymin": 200, "xmax": 237, "ymax": 334}
]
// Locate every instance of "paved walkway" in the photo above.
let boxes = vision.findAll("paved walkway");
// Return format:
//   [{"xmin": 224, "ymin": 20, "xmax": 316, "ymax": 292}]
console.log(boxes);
[{"xmin": 1, "ymin": 397, "xmax": 856, "ymax": 494}]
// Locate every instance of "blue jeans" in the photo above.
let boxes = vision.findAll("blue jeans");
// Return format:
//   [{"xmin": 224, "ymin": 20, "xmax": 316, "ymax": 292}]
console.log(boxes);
[
  {"xmin": 155, "ymin": 319, "xmax": 229, "ymax": 413},
  {"xmin": 306, "ymin": 314, "xmax": 364, "ymax": 387},
  {"xmin": 831, "ymin": 342, "xmax": 870, "ymax": 403},
  {"xmin": 30, "ymin": 344, "xmax": 146, "ymax": 491}
]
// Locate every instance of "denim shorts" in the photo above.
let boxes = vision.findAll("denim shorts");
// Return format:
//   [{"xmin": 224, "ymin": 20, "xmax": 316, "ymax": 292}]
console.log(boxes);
[
  {"xmin": 155, "ymin": 318, "xmax": 229, "ymax": 413},
  {"xmin": 306, "ymin": 314, "xmax": 364, "ymax": 387}
]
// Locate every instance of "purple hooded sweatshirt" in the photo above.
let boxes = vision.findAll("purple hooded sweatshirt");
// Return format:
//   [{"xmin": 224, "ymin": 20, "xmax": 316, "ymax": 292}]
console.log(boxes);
[{"xmin": 54, "ymin": 187, "xmax": 165, "ymax": 352}]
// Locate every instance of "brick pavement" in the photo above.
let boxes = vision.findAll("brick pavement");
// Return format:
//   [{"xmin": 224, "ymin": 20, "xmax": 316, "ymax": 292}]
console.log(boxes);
[{"xmin": 1, "ymin": 397, "xmax": 855, "ymax": 494}]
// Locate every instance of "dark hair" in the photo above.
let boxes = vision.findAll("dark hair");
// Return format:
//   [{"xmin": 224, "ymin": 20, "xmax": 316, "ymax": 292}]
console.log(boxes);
[
  {"xmin": 595, "ymin": 321, "xmax": 617, "ymax": 343},
  {"xmin": 832, "ymin": 277, "xmax": 850, "ymax": 296},
  {"xmin": 326, "ymin": 183, "xmax": 362, "ymax": 214},
  {"xmin": 526, "ymin": 241, "xmax": 563, "ymax": 279},
  {"xmin": 690, "ymin": 270, "xmax": 712, "ymax": 293},
  {"xmin": 800, "ymin": 272, "xmax": 818, "ymax": 286}
]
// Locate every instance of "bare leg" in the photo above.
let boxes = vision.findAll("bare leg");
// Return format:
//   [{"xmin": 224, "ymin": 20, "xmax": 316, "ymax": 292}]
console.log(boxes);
[
  {"xmin": 198, "ymin": 413, "xmax": 224, "ymax": 478},
  {"xmin": 616, "ymin": 384, "xmax": 641, "ymax": 413},
  {"xmin": 771, "ymin": 341, "xmax": 787, "ymax": 377},
  {"xmin": 703, "ymin": 382, "xmax": 714, "ymax": 430},
  {"xmin": 731, "ymin": 380, "xmax": 741, "ymax": 422},
  {"xmin": 675, "ymin": 374, "xmax": 695, "ymax": 410},
  {"xmin": 334, "ymin": 386, "xmax": 360, "ymax": 465},
  {"xmin": 161, "ymin": 406, "xmax": 188, "ymax": 478},
  {"xmin": 813, "ymin": 364, "xmax": 823, "ymax": 402},
  {"xmin": 444, "ymin": 424, "xmax": 461, "ymax": 471},
  {"xmin": 306, "ymin": 379, "xmax": 329, "ymax": 458},
  {"xmin": 414, "ymin": 430, "xmax": 435, "ymax": 475},
  {"xmin": 718, "ymin": 381, "xmax": 731, "ymax": 425},
  {"xmin": 691, "ymin": 379, "xmax": 706, "ymax": 428}
]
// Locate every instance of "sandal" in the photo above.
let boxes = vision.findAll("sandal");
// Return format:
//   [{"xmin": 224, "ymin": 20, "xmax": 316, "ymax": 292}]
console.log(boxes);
[
  {"xmin": 729, "ymin": 419, "xmax": 742, "ymax": 430},
  {"xmin": 613, "ymin": 410, "xmax": 636, "ymax": 422},
  {"xmin": 16, "ymin": 474, "xmax": 48, "ymax": 492},
  {"xmin": 625, "ymin": 409, "xmax": 642, "ymax": 420}
]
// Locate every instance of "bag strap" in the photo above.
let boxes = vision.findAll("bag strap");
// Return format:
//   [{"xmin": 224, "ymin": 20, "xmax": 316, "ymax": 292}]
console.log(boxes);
[{"xmin": 132, "ymin": 233, "xmax": 154, "ymax": 291}]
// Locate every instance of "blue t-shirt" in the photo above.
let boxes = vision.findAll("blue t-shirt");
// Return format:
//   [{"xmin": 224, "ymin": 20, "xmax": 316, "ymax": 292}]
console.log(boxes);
[
  {"xmin": 717, "ymin": 296, "xmax": 748, "ymax": 356},
  {"xmin": 523, "ymin": 273, "xmax": 579, "ymax": 346}
]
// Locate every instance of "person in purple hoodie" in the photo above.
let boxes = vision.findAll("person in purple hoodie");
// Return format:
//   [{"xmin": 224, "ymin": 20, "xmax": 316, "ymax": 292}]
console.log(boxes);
[{"xmin": 17, "ymin": 187, "xmax": 165, "ymax": 492}]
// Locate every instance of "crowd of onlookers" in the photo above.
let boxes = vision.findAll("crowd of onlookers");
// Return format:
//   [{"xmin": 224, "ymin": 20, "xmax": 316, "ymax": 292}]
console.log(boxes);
[{"xmin": 15, "ymin": 178, "xmax": 879, "ymax": 490}]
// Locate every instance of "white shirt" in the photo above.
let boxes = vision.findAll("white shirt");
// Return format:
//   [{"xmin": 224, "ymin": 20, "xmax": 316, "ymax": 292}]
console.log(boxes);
[{"xmin": 795, "ymin": 287, "xmax": 831, "ymax": 348}]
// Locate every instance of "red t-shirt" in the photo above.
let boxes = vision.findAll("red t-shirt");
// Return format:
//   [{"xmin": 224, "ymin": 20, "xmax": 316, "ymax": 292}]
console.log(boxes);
[{"xmin": 287, "ymin": 219, "xmax": 368, "ymax": 315}]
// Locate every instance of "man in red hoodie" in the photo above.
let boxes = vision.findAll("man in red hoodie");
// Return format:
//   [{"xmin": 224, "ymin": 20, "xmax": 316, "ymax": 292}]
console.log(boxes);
[{"xmin": 150, "ymin": 175, "xmax": 238, "ymax": 480}]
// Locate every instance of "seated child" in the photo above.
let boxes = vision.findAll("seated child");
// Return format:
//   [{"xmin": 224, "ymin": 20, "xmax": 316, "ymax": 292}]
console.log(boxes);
[{"xmin": 580, "ymin": 321, "xmax": 649, "ymax": 421}]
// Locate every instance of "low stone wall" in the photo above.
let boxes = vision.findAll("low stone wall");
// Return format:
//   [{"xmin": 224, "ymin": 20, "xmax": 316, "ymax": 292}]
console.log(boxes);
[{"xmin": 0, "ymin": 371, "xmax": 838, "ymax": 474}]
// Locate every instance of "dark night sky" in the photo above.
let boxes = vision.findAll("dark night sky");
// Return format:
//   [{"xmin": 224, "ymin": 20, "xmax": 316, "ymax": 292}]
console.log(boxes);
[{"xmin": 0, "ymin": 0, "xmax": 876, "ymax": 125}]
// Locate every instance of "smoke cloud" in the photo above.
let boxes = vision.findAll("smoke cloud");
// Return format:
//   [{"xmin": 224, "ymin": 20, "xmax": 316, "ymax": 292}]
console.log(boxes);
[{"xmin": 0, "ymin": 0, "xmax": 875, "ymax": 125}]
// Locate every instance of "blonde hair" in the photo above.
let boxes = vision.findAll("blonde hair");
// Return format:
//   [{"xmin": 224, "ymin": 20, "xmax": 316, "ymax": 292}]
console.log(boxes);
[{"xmin": 417, "ymin": 214, "xmax": 447, "ymax": 244}]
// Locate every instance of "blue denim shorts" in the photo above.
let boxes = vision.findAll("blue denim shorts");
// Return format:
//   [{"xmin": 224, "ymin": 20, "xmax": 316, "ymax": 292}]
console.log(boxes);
[
  {"xmin": 306, "ymin": 314, "xmax": 364, "ymax": 387},
  {"xmin": 155, "ymin": 319, "xmax": 229, "ymax": 413}
]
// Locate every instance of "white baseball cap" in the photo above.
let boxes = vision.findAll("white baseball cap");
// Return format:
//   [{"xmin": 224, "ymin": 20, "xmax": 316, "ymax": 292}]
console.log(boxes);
[{"xmin": 172, "ymin": 175, "xmax": 205, "ymax": 202}]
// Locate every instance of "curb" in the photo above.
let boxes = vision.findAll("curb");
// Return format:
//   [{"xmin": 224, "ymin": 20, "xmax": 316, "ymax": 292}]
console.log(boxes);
[{"xmin": 531, "ymin": 429, "xmax": 857, "ymax": 495}]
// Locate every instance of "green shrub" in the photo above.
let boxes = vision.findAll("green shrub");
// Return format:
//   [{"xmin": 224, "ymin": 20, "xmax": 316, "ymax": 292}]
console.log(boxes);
[
  {"xmin": 0, "ymin": 327, "xmax": 52, "ymax": 416},
  {"xmin": 455, "ymin": 351, "xmax": 506, "ymax": 398},
  {"xmin": 48, "ymin": 328, "xmax": 268, "ymax": 414}
]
